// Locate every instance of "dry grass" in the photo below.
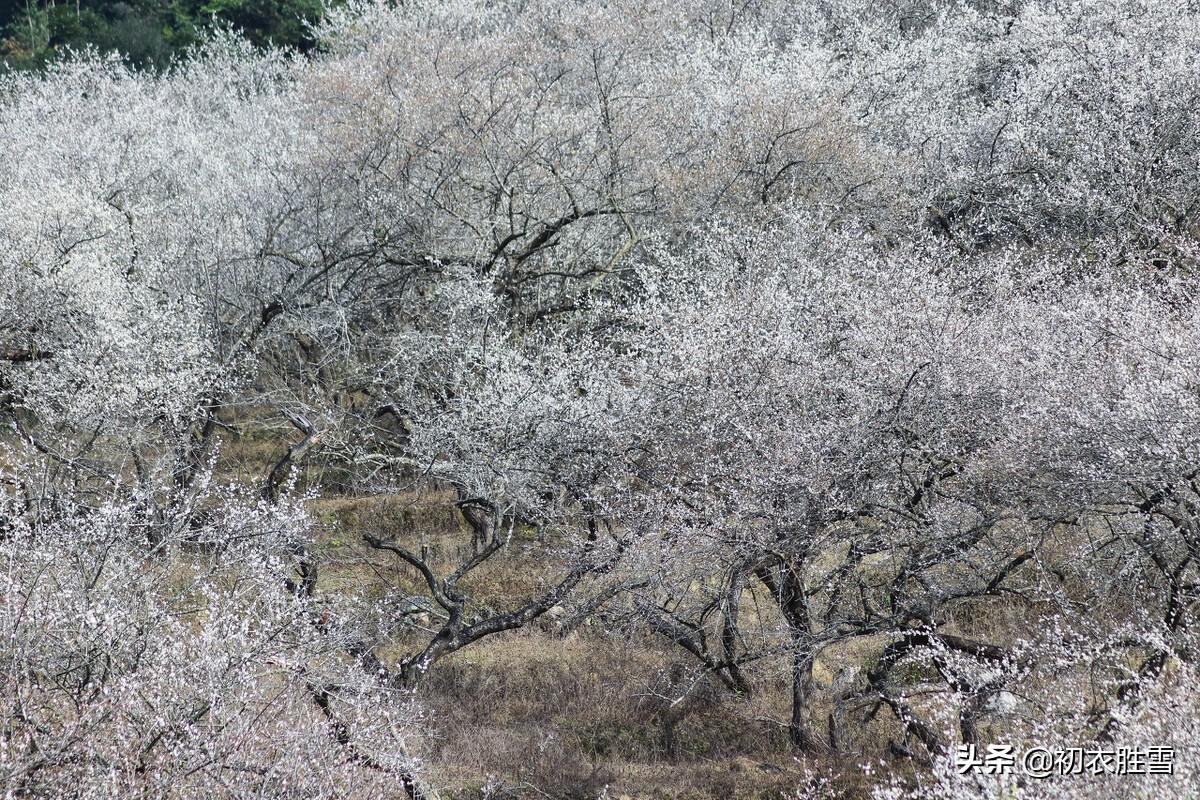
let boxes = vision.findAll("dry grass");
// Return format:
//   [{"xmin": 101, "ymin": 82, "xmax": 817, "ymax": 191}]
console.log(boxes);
[{"xmin": 420, "ymin": 629, "xmax": 827, "ymax": 799}]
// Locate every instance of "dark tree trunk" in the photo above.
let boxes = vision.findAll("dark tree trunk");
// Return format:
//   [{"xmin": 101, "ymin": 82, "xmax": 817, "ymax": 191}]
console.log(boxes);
[{"xmin": 758, "ymin": 558, "xmax": 820, "ymax": 753}]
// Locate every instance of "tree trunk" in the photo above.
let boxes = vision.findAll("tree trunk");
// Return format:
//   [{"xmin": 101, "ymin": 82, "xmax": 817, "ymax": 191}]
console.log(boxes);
[
  {"xmin": 789, "ymin": 630, "xmax": 819, "ymax": 752},
  {"xmin": 758, "ymin": 558, "xmax": 820, "ymax": 753}
]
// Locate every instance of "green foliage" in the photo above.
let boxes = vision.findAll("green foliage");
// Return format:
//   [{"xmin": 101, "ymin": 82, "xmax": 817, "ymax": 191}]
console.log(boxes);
[
  {"xmin": 198, "ymin": 0, "xmax": 325, "ymax": 48},
  {"xmin": 0, "ymin": 0, "xmax": 336, "ymax": 71}
]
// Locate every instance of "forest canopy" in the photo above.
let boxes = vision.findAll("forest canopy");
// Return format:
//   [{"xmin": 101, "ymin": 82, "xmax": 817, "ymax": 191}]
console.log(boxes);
[{"xmin": 0, "ymin": 0, "xmax": 330, "ymax": 69}]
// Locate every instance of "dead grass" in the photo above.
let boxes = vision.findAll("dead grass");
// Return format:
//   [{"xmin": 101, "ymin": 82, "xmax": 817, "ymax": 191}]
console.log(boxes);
[{"xmin": 421, "ymin": 628, "xmax": 826, "ymax": 799}]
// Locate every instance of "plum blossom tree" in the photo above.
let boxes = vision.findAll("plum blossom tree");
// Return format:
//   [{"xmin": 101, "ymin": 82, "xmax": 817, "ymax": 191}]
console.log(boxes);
[
  {"xmin": 592, "ymin": 213, "xmax": 1200, "ymax": 762},
  {"xmin": 3, "ymin": 0, "xmax": 1200, "ymax": 796},
  {"xmin": 0, "ymin": 490, "xmax": 426, "ymax": 798}
]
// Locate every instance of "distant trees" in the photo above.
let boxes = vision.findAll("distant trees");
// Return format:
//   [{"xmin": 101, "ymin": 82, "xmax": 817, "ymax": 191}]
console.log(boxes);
[
  {"xmin": 2, "ymin": 0, "xmax": 1199, "ymax": 797},
  {"xmin": 0, "ymin": 0, "xmax": 331, "ymax": 69}
]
